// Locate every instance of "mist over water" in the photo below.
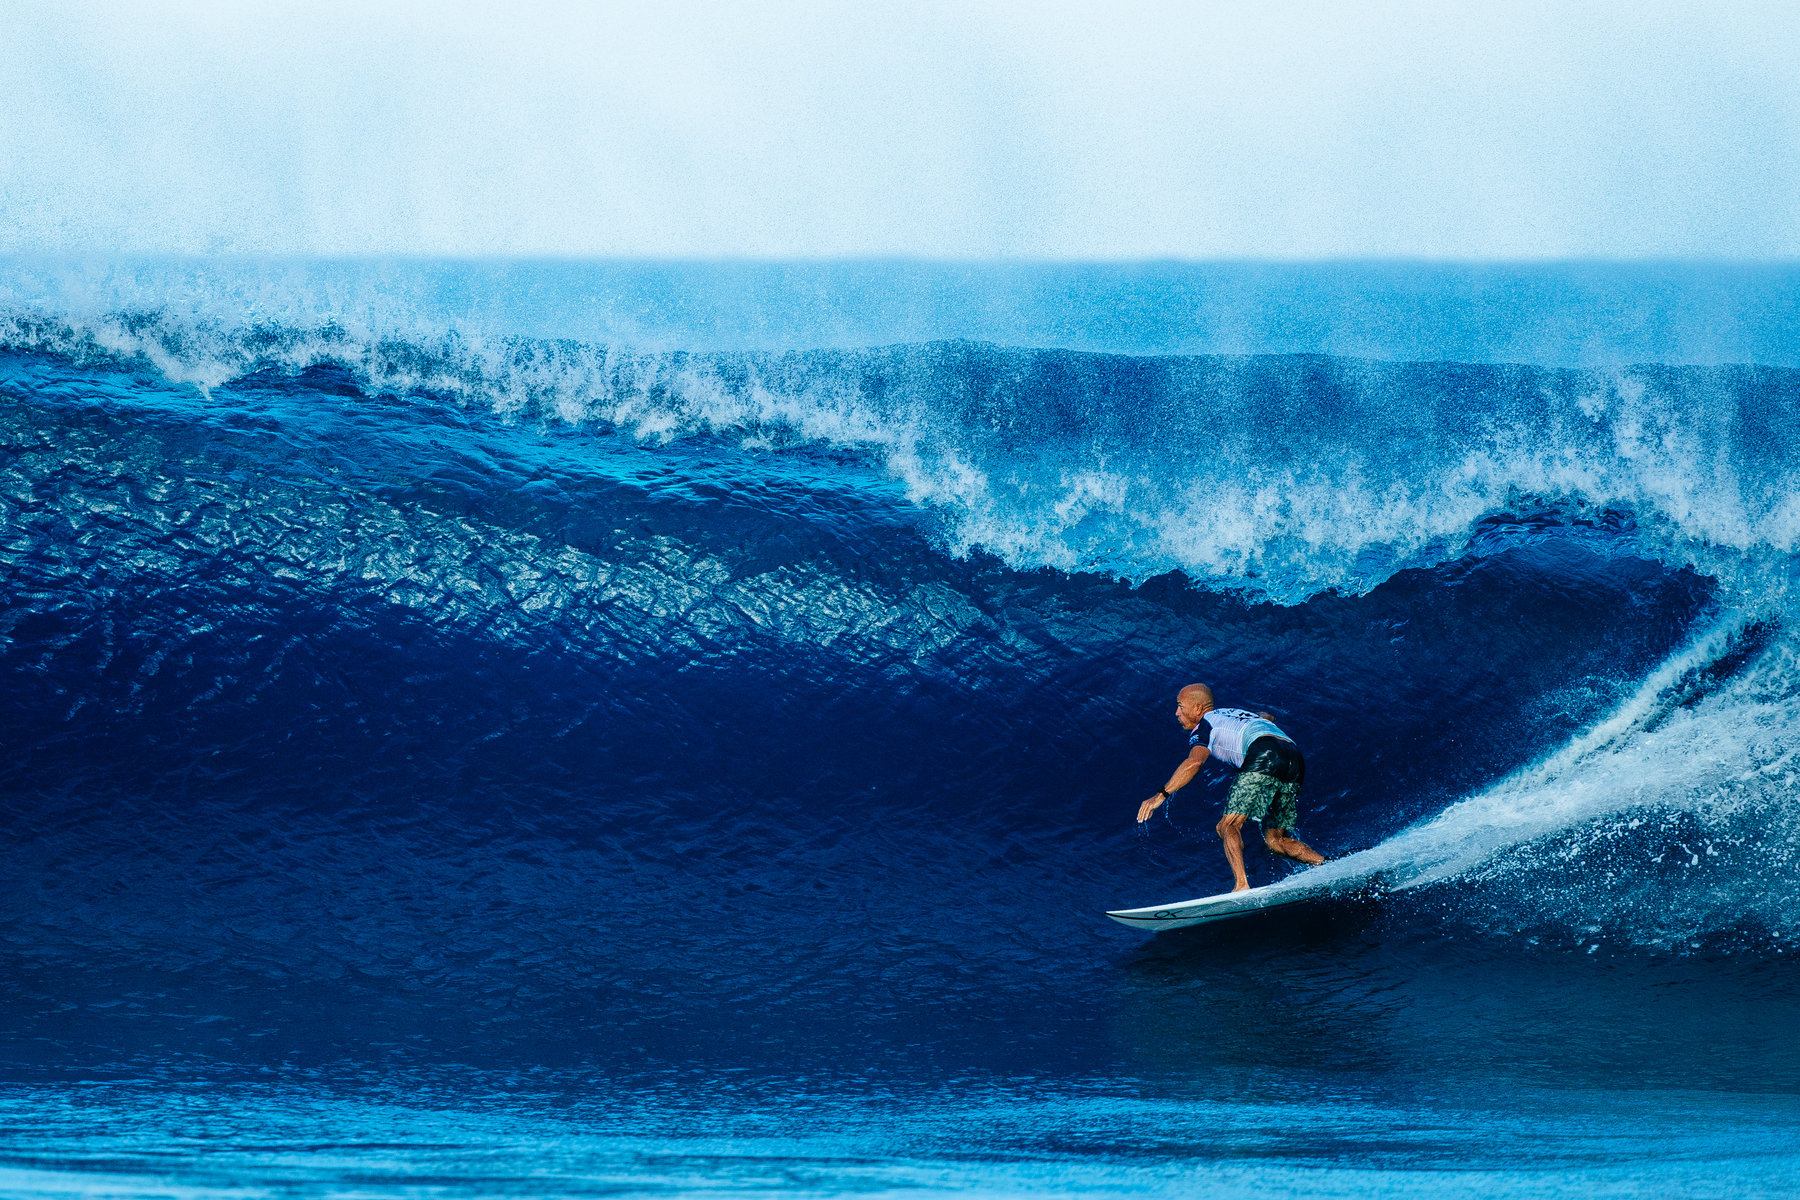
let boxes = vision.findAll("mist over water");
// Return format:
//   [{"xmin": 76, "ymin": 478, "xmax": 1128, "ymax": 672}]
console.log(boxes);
[
  {"xmin": 10, "ymin": 256, "xmax": 1800, "ymax": 363},
  {"xmin": 4, "ymin": 260, "xmax": 1800, "ymax": 1196}
]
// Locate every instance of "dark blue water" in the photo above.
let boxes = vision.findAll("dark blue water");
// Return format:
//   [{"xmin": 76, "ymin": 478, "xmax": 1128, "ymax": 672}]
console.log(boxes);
[{"xmin": 4, "ymin": 264, "xmax": 1800, "ymax": 1196}]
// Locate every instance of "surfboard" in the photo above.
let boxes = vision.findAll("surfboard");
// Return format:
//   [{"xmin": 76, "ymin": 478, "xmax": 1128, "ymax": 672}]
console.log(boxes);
[
  {"xmin": 1107, "ymin": 859, "xmax": 1411, "ymax": 931},
  {"xmin": 1106, "ymin": 881, "xmax": 1333, "ymax": 930}
]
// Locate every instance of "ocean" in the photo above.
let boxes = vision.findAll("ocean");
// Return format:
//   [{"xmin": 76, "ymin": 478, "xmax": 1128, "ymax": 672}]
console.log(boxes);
[{"xmin": 2, "ymin": 259, "xmax": 1799, "ymax": 1197}]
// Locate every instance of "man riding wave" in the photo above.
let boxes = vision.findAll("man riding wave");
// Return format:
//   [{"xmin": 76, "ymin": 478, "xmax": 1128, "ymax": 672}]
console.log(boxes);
[{"xmin": 1137, "ymin": 683, "xmax": 1325, "ymax": 891}]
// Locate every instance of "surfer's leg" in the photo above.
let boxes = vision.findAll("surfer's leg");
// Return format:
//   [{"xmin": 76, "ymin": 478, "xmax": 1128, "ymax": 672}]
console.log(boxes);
[
  {"xmin": 1263, "ymin": 827, "xmax": 1325, "ymax": 865},
  {"xmin": 1220, "ymin": 774, "xmax": 1278, "ymax": 891},
  {"xmin": 1259, "ymin": 783, "xmax": 1323, "ymax": 865},
  {"xmin": 1215, "ymin": 813, "xmax": 1251, "ymax": 892}
]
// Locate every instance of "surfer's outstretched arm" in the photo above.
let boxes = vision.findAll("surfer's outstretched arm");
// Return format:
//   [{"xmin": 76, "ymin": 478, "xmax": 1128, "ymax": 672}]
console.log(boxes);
[{"xmin": 1137, "ymin": 745, "xmax": 1209, "ymax": 823}]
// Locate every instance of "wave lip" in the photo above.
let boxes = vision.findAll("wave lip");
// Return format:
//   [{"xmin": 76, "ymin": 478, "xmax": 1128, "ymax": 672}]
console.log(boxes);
[{"xmin": 7, "ymin": 311, "xmax": 1800, "ymax": 602}]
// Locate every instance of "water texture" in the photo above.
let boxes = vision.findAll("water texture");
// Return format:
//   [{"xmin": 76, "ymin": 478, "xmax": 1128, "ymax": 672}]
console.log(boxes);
[{"xmin": 2, "ymin": 262, "xmax": 1799, "ymax": 1196}]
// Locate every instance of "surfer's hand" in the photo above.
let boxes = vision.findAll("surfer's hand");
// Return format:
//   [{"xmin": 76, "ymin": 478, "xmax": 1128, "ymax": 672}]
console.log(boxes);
[{"xmin": 1137, "ymin": 795, "xmax": 1165, "ymax": 823}]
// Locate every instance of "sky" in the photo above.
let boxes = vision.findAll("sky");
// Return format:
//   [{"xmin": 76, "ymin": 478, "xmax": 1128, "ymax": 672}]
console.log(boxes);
[{"xmin": 2, "ymin": 1, "xmax": 1798, "ymax": 259}]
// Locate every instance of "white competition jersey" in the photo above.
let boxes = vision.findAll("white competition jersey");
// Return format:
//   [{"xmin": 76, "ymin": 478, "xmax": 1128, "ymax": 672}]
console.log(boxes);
[{"xmin": 1194, "ymin": 708, "xmax": 1292, "ymax": 768}]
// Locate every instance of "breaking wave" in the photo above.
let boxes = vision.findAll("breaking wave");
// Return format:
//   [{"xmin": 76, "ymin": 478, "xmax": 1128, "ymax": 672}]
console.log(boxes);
[{"xmin": 2, "ymin": 284, "xmax": 1799, "ymax": 1075}]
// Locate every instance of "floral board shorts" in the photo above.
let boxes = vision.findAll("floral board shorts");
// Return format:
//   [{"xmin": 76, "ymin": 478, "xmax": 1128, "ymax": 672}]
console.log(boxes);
[{"xmin": 1224, "ymin": 771, "xmax": 1300, "ymax": 831}]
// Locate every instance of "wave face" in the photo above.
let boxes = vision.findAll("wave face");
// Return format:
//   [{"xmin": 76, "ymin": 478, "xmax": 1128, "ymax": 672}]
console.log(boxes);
[{"xmin": 3, "ymin": 280, "xmax": 1800, "ymax": 1101}]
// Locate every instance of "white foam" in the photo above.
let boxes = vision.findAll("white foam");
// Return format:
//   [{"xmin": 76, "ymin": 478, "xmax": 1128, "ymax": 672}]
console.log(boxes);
[
  {"xmin": 8, "ymin": 291, "xmax": 1800, "ymax": 603},
  {"xmin": 1300, "ymin": 606, "xmax": 1800, "ymax": 946}
]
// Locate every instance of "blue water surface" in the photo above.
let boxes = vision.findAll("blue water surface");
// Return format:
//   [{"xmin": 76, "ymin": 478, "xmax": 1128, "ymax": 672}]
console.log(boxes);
[{"xmin": 3, "ymin": 261, "xmax": 1800, "ymax": 1195}]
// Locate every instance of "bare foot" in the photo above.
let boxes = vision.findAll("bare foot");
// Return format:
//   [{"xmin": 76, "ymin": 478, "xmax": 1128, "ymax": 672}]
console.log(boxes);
[{"xmin": 1231, "ymin": 882, "xmax": 1251, "ymax": 892}]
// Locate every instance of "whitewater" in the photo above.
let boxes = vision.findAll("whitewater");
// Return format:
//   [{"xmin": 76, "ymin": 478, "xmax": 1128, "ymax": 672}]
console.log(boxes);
[{"xmin": 3, "ymin": 259, "xmax": 1800, "ymax": 1197}]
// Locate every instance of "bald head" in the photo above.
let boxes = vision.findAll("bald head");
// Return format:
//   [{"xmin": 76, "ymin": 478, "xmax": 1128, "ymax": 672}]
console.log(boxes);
[{"xmin": 1174, "ymin": 683, "xmax": 1214, "ymax": 731}]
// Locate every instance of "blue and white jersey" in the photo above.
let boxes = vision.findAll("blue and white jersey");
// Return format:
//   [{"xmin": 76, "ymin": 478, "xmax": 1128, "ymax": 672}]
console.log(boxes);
[{"xmin": 1189, "ymin": 707, "xmax": 1292, "ymax": 768}]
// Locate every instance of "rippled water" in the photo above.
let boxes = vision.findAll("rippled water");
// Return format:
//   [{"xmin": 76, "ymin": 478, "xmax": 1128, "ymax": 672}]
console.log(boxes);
[{"xmin": 3, "ymin": 262, "xmax": 1799, "ymax": 1195}]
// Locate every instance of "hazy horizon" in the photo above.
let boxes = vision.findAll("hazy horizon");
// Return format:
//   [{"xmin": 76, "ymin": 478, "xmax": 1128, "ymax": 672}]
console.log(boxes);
[{"xmin": 5, "ymin": 2, "xmax": 1797, "ymax": 260}]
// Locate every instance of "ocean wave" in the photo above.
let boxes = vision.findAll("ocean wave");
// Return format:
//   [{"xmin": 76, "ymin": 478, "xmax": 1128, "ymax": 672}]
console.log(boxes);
[
  {"xmin": 4, "ymin": 307, "xmax": 1799, "ymax": 963},
  {"xmin": 5, "ymin": 306, "xmax": 1799, "ymax": 604},
  {"xmin": 1333, "ymin": 606, "xmax": 1800, "ymax": 950}
]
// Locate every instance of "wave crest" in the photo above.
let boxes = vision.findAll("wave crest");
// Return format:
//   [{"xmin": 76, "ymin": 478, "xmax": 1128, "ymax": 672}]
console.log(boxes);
[{"xmin": 9, "ymin": 308, "xmax": 1800, "ymax": 603}]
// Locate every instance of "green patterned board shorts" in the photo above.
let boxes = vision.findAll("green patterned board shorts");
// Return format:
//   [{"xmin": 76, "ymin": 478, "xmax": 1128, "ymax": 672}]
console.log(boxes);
[{"xmin": 1224, "ymin": 771, "xmax": 1301, "ymax": 831}]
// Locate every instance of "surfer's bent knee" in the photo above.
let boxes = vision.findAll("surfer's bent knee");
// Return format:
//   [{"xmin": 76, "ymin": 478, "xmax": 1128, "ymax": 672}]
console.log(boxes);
[{"xmin": 1215, "ymin": 814, "xmax": 1245, "ymax": 838}]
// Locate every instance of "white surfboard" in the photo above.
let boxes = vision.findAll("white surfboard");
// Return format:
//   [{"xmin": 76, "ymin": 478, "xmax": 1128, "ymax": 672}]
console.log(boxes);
[
  {"xmin": 1107, "ymin": 857, "xmax": 1419, "ymax": 931},
  {"xmin": 1106, "ymin": 881, "xmax": 1334, "ymax": 930}
]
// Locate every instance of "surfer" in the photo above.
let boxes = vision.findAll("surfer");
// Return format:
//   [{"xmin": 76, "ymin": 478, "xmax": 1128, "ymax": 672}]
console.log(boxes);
[{"xmin": 1137, "ymin": 683, "xmax": 1324, "ymax": 891}]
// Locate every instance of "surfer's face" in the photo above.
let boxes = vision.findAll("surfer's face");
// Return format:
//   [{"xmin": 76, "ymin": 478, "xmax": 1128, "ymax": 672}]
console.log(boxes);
[{"xmin": 1175, "ymin": 695, "xmax": 1204, "ymax": 730}]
